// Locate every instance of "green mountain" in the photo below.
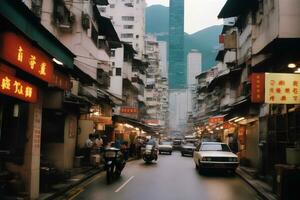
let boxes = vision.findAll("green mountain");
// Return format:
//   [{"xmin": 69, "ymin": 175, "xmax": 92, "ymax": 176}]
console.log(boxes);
[{"xmin": 146, "ymin": 5, "xmax": 222, "ymax": 71}]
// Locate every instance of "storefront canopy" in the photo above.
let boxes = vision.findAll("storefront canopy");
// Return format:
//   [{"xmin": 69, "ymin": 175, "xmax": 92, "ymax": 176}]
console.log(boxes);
[{"xmin": 113, "ymin": 115, "xmax": 155, "ymax": 135}]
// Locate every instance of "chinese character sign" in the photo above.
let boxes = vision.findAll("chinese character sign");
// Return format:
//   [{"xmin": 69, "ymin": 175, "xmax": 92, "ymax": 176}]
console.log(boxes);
[
  {"xmin": 251, "ymin": 73, "xmax": 265, "ymax": 103},
  {"xmin": 0, "ymin": 32, "xmax": 54, "ymax": 83},
  {"xmin": 265, "ymin": 73, "xmax": 300, "ymax": 104},
  {"xmin": 120, "ymin": 107, "xmax": 138, "ymax": 114},
  {"xmin": 0, "ymin": 72, "xmax": 38, "ymax": 103},
  {"xmin": 209, "ymin": 116, "xmax": 224, "ymax": 124}
]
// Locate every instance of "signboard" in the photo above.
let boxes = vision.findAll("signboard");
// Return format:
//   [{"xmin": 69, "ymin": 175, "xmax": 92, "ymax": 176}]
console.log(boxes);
[
  {"xmin": 98, "ymin": 116, "xmax": 113, "ymax": 125},
  {"xmin": 209, "ymin": 116, "xmax": 224, "ymax": 124},
  {"xmin": 0, "ymin": 32, "xmax": 54, "ymax": 83},
  {"xmin": 265, "ymin": 73, "xmax": 300, "ymax": 104},
  {"xmin": 120, "ymin": 107, "xmax": 138, "ymax": 114},
  {"xmin": 251, "ymin": 73, "xmax": 265, "ymax": 103},
  {"xmin": 145, "ymin": 119, "xmax": 160, "ymax": 125},
  {"xmin": 0, "ymin": 71, "xmax": 38, "ymax": 103}
]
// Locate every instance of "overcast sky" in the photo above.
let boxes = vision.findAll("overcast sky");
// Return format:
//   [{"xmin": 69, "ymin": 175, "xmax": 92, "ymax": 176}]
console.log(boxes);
[{"xmin": 146, "ymin": 0, "xmax": 227, "ymax": 34}]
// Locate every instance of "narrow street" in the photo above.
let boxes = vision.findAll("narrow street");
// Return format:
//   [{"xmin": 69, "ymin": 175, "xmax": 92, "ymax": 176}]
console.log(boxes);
[{"xmin": 59, "ymin": 152, "xmax": 260, "ymax": 200}]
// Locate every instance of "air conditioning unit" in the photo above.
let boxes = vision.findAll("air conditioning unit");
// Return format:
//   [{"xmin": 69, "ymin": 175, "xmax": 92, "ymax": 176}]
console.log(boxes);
[{"xmin": 81, "ymin": 12, "xmax": 90, "ymax": 30}]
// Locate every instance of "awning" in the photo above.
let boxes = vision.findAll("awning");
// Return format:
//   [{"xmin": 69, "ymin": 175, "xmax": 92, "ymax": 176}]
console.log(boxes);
[
  {"xmin": 113, "ymin": 115, "xmax": 155, "ymax": 134},
  {"xmin": 218, "ymin": 0, "xmax": 257, "ymax": 19},
  {"xmin": 97, "ymin": 89, "xmax": 123, "ymax": 105},
  {"xmin": 207, "ymin": 69, "xmax": 230, "ymax": 91},
  {"xmin": 0, "ymin": 0, "xmax": 74, "ymax": 69}
]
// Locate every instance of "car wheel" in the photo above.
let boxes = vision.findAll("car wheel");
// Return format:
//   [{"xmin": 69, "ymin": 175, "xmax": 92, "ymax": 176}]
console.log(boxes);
[
  {"xmin": 169, "ymin": 152, "xmax": 172, "ymax": 155},
  {"xmin": 159, "ymin": 151, "xmax": 161, "ymax": 154},
  {"xmin": 181, "ymin": 152, "xmax": 184, "ymax": 156}
]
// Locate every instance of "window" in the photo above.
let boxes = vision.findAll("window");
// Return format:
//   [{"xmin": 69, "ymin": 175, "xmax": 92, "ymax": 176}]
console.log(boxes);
[
  {"xmin": 124, "ymin": 25, "xmax": 134, "ymax": 29},
  {"xmin": 110, "ymin": 49, "xmax": 115, "ymax": 57},
  {"xmin": 122, "ymin": 16, "xmax": 134, "ymax": 21},
  {"xmin": 136, "ymin": 35, "xmax": 139, "ymax": 39},
  {"xmin": 200, "ymin": 144, "xmax": 231, "ymax": 152},
  {"xmin": 111, "ymin": 62, "xmax": 115, "ymax": 67},
  {"xmin": 110, "ymin": 4, "xmax": 115, "ymax": 8},
  {"xmin": 121, "ymin": 33, "xmax": 134, "ymax": 38},
  {"xmin": 116, "ymin": 68, "xmax": 122, "ymax": 76},
  {"xmin": 99, "ymin": 7, "xmax": 106, "ymax": 13}
]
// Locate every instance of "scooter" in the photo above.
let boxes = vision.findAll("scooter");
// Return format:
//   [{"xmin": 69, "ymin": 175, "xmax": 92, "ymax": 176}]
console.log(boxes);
[
  {"xmin": 142, "ymin": 145, "xmax": 158, "ymax": 163},
  {"xmin": 103, "ymin": 147, "xmax": 126, "ymax": 184}
]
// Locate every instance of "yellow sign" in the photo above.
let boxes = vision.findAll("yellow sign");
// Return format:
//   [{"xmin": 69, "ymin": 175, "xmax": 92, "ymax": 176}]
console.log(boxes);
[{"xmin": 265, "ymin": 73, "xmax": 300, "ymax": 104}]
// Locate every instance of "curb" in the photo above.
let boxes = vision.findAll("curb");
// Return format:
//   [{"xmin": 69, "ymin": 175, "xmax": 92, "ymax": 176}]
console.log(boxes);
[
  {"xmin": 236, "ymin": 168, "xmax": 277, "ymax": 200},
  {"xmin": 43, "ymin": 166, "xmax": 105, "ymax": 200}
]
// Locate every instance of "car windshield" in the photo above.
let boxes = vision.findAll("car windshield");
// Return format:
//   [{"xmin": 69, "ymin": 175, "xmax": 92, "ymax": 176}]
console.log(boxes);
[
  {"xmin": 200, "ymin": 144, "xmax": 231, "ymax": 152},
  {"xmin": 184, "ymin": 143, "xmax": 194, "ymax": 147},
  {"xmin": 161, "ymin": 142, "xmax": 172, "ymax": 145}
]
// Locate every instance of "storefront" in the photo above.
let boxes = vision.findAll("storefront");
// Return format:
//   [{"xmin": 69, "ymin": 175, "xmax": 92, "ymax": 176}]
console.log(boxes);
[{"xmin": 0, "ymin": 1, "xmax": 74, "ymax": 198}]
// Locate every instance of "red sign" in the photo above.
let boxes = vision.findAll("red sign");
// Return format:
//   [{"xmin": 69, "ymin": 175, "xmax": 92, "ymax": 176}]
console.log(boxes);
[
  {"xmin": 219, "ymin": 35, "xmax": 225, "ymax": 44},
  {"xmin": 223, "ymin": 122, "xmax": 234, "ymax": 129},
  {"xmin": 145, "ymin": 119, "xmax": 160, "ymax": 125},
  {"xmin": 120, "ymin": 107, "xmax": 138, "ymax": 114},
  {"xmin": 251, "ymin": 73, "xmax": 265, "ymax": 103},
  {"xmin": 0, "ymin": 71, "xmax": 38, "ymax": 103},
  {"xmin": 0, "ymin": 32, "xmax": 54, "ymax": 83},
  {"xmin": 52, "ymin": 70, "xmax": 72, "ymax": 90},
  {"xmin": 209, "ymin": 116, "xmax": 224, "ymax": 124}
]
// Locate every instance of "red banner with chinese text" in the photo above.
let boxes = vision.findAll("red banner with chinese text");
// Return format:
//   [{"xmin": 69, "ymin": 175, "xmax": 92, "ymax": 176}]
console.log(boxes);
[
  {"xmin": 251, "ymin": 73, "xmax": 265, "ymax": 103},
  {"xmin": 0, "ymin": 32, "xmax": 54, "ymax": 83},
  {"xmin": 209, "ymin": 116, "xmax": 224, "ymax": 124},
  {"xmin": 120, "ymin": 107, "xmax": 138, "ymax": 114},
  {"xmin": 0, "ymin": 71, "xmax": 38, "ymax": 103}
]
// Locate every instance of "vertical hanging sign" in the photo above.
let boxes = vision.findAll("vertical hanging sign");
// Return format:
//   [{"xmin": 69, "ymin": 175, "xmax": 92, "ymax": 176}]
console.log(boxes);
[{"xmin": 251, "ymin": 73, "xmax": 265, "ymax": 103}]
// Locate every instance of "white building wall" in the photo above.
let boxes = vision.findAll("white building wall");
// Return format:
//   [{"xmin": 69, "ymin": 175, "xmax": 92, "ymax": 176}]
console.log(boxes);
[
  {"xmin": 158, "ymin": 41, "xmax": 168, "ymax": 78},
  {"xmin": 187, "ymin": 50, "xmax": 202, "ymax": 114},
  {"xmin": 109, "ymin": 47, "xmax": 124, "ymax": 96}
]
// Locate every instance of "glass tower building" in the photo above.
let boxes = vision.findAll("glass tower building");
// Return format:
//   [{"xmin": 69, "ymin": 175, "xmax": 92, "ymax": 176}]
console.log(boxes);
[{"xmin": 169, "ymin": 0, "xmax": 185, "ymax": 89}]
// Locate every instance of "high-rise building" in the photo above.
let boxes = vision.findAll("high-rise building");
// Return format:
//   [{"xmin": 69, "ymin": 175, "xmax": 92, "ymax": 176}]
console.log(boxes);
[{"xmin": 169, "ymin": 0, "xmax": 185, "ymax": 89}]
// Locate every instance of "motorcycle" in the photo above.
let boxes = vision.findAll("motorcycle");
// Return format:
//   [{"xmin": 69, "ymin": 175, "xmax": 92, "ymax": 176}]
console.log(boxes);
[
  {"xmin": 103, "ymin": 147, "xmax": 126, "ymax": 184},
  {"xmin": 142, "ymin": 145, "xmax": 158, "ymax": 163}
]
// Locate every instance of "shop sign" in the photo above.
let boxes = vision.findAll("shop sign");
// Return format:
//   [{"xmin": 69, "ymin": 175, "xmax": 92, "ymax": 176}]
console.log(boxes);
[
  {"xmin": 0, "ymin": 32, "xmax": 54, "ymax": 83},
  {"xmin": 209, "ymin": 116, "xmax": 224, "ymax": 124},
  {"xmin": 52, "ymin": 70, "xmax": 72, "ymax": 90},
  {"xmin": 265, "ymin": 73, "xmax": 300, "ymax": 104},
  {"xmin": 0, "ymin": 72, "xmax": 38, "ymax": 103},
  {"xmin": 223, "ymin": 122, "xmax": 234, "ymax": 129},
  {"xmin": 145, "ymin": 119, "xmax": 159, "ymax": 125},
  {"xmin": 120, "ymin": 107, "xmax": 138, "ymax": 114},
  {"xmin": 251, "ymin": 73, "xmax": 265, "ymax": 103},
  {"xmin": 98, "ymin": 116, "xmax": 113, "ymax": 125}
]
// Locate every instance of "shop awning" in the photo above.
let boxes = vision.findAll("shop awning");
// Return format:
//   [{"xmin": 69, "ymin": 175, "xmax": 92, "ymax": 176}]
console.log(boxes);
[
  {"xmin": 218, "ymin": 0, "xmax": 257, "ymax": 19},
  {"xmin": 113, "ymin": 115, "xmax": 155, "ymax": 134},
  {"xmin": 0, "ymin": 0, "xmax": 74, "ymax": 69}
]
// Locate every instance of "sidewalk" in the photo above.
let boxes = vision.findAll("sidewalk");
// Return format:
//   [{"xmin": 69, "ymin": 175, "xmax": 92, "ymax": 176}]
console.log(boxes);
[
  {"xmin": 236, "ymin": 167, "xmax": 278, "ymax": 200},
  {"xmin": 39, "ymin": 157, "xmax": 137, "ymax": 200}
]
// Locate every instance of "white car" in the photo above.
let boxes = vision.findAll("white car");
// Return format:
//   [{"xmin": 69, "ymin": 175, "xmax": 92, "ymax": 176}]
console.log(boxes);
[
  {"xmin": 193, "ymin": 142, "xmax": 239, "ymax": 173},
  {"xmin": 158, "ymin": 141, "xmax": 173, "ymax": 155}
]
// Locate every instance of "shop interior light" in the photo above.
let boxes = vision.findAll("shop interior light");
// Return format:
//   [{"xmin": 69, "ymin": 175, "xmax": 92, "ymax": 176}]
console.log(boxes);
[
  {"xmin": 53, "ymin": 58, "xmax": 64, "ymax": 65},
  {"xmin": 288, "ymin": 63, "xmax": 297, "ymax": 68},
  {"xmin": 234, "ymin": 117, "xmax": 245, "ymax": 123},
  {"xmin": 294, "ymin": 68, "xmax": 300, "ymax": 73},
  {"xmin": 220, "ymin": 126, "xmax": 224, "ymax": 129},
  {"xmin": 229, "ymin": 117, "xmax": 238, "ymax": 122},
  {"xmin": 124, "ymin": 123, "xmax": 133, "ymax": 128}
]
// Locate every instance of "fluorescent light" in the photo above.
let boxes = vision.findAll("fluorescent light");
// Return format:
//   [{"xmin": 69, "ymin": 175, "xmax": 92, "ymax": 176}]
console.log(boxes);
[
  {"xmin": 288, "ymin": 63, "xmax": 296, "ymax": 68},
  {"xmin": 234, "ymin": 117, "xmax": 245, "ymax": 123},
  {"xmin": 53, "ymin": 58, "xmax": 64, "ymax": 65},
  {"xmin": 229, "ymin": 117, "xmax": 238, "ymax": 122}
]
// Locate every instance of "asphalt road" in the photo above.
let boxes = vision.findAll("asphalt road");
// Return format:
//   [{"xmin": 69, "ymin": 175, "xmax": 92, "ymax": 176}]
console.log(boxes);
[{"xmin": 61, "ymin": 152, "xmax": 260, "ymax": 200}]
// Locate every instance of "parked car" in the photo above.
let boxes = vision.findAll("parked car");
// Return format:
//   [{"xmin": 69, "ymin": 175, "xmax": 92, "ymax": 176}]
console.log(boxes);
[
  {"xmin": 181, "ymin": 143, "xmax": 196, "ymax": 156},
  {"xmin": 193, "ymin": 142, "xmax": 239, "ymax": 173},
  {"xmin": 158, "ymin": 141, "xmax": 173, "ymax": 155}
]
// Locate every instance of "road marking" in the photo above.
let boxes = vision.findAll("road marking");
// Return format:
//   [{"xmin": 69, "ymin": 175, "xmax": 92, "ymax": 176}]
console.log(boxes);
[
  {"xmin": 68, "ymin": 188, "xmax": 84, "ymax": 200},
  {"xmin": 114, "ymin": 176, "xmax": 134, "ymax": 193}
]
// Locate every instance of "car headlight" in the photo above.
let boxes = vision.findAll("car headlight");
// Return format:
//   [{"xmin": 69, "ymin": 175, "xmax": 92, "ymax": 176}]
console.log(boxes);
[
  {"xmin": 229, "ymin": 157, "xmax": 238, "ymax": 162},
  {"xmin": 202, "ymin": 157, "xmax": 212, "ymax": 161}
]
